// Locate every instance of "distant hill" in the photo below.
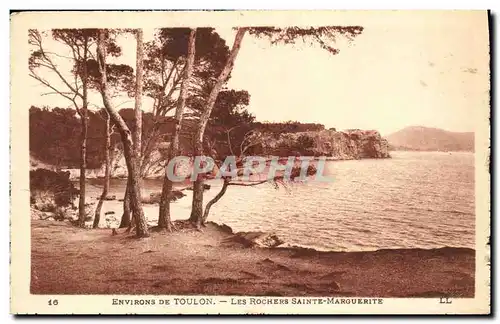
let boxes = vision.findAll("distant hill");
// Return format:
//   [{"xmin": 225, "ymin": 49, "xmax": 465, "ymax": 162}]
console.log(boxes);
[{"xmin": 386, "ymin": 126, "xmax": 474, "ymax": 152}]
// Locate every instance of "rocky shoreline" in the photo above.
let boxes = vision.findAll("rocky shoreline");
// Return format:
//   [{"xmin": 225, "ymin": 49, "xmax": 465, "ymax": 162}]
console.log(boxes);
[
  {"xmin": 197, "ymin": 221, "xmax": 476, "ymax": 257},
  {"xmin": 31, "ymin": 207, "xmax": 475, "ymax": 258}
]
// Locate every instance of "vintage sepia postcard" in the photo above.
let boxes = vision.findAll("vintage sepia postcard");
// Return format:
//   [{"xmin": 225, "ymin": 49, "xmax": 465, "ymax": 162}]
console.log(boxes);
[{"xmin": 10, "ymin": 10, "xmax": 491, "ymax": 315}]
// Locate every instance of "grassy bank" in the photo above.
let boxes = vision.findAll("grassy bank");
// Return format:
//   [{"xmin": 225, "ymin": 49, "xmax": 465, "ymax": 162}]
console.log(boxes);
[{"xmin": 31, "ymin": 219, "xmax": 474, "ymax": 297}]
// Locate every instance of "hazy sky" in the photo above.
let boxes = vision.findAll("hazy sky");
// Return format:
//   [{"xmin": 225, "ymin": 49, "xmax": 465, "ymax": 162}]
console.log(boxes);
[{"xmin": 28, "ymin": 11, "xmax": 489, "ymax": 136}]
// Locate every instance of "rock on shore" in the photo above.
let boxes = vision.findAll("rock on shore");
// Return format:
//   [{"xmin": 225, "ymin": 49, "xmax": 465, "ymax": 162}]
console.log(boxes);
[{"xmin": 211, "ymin": 222, "xmax": 285, "ymax": 248}]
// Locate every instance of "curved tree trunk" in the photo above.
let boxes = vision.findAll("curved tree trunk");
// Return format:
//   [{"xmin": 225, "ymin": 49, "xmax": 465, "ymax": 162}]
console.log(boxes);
[
  {"xmin": 93, "ymin": 112, "xmax": 111, "ymax": 229},
  {"xmin": 97, "ymin": 29, "xmax": 149, "ymax": 238},
  {"xmin": 189, "ymin": 164, "xmax": 204, "ymax": 223},
  {"xmin": 159, "ymin": 28, "xmax": 197, "ymax": 230},
  {"xmin": 189, "ymin": 28, "xmax": 247, "ymax": 225},
  {"xmin": 126, "ymin": 195, "xmax": 136, "ymax": 234},
  {"xmin": 201, "ymin": 179, "xmax": 229, "ymax": 225}
]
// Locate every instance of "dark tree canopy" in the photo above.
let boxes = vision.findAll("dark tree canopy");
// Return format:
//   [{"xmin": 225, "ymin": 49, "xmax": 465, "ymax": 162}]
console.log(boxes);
[
  {"xmin": 248, "ymin": 26, "xmax": 364, "ymax": 55},
  {"xmin": 52, "ymin": 28, "xmax": 122, "ymax": 57},
  {"xmin": 143, "ymin": 28, "xmax": 232, "ymax": 116},
  {"xmin": 29, "ymin": 106, "xmax": 112, "ymax": 168},
  {"xmin": 255, "ymin": 121, "xmax": 325, "ymax": 134},
  {"xmin": 73, "ymin": 59, "xmax": 135, "ymax": 94},
  {"xmin": 155, "ymin": 28, "xmax": 230, "ymax": 65}
]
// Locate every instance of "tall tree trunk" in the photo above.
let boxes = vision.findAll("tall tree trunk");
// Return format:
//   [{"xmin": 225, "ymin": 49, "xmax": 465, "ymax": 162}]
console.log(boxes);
[
  {"xmin": 119, "ymin": 179, "xmax": 131, "ymax": 228},
  {"xmin": 134, "ymin": 29, "xmax": 144, "ymax": 201},
  {"xmin": 97, "ymin": 29, "xmax": 149, "ymax": 238},
  {"xmin": 77, "ymin": 109, "xmax": 87, "ymax": 227},
  {"xmin": 189, "ymin": 28, "xmax": 247, "ymax": 225},
  {"xmin": 93, "ymin": 112, "xmax": 111, "ymax": 229},
  {"xmin": 189, "ymin": 174, "xmax": 204, "ymax": 223},
  {"xmin": 77, "ymin": 41, "xmax": 89, "ymax": 228},
  {"xmin": 123, "ymin": 28, "xmax": 145, "ymax": 234},
  {"xmin": 201, "ymin": 178, "xmax": 229, "ymax": 225},
  {"xmin": 158, "ymin": 28, "xmax": 197, "ymax": 230}
]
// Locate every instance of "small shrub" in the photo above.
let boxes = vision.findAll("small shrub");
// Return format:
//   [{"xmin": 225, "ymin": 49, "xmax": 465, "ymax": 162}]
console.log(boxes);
[
  {"xmin": 275, "ymin": 142, "xmax": 293, "ymax": 157},
  {"xmin": 53, "ymin": 207, "xmax": 68, "ymax": 221},
  {"xmin": 30, "ymin": 168, "xmax": 79, "ymax": 210},
  {"xmin": 295, "ymin": 134, "xmax": 315, "ymax": 150},
  {"xmin": 285, "ymin": 134, "xmax": 316, "ymax": 156},
  {"xmin": 32, "ymin": 190, "xmax": 58, "ymax": 212}
]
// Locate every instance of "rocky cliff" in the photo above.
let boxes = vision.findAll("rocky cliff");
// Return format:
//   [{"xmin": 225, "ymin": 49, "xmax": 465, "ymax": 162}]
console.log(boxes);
[{"xmin": 259, "ymin": 129, "xmax": 391, "ymax": 160}]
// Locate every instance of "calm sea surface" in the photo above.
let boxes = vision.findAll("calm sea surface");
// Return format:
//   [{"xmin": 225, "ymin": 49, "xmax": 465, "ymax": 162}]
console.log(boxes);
[{"xmin": 85, "ymin": 151, "xmax": 475, "ymax": 252}]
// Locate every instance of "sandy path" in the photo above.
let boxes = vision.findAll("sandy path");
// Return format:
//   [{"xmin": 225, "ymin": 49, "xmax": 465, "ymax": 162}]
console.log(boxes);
[{"xmin": 31, "ymin": 220, "xmax": 475, "ymax": 297}]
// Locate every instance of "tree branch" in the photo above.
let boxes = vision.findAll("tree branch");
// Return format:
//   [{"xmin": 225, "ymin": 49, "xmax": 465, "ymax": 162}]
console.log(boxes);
[
  {"xmin": 228, "ymin": 179, "xmax": 269, "ymax": 187},
  {"xmin": 29, "ymin": 30, "xmax": 85, "ymax": 100},
  {"xmin": 29, "ymin": 72, "xmax": 79, "ymax": 110},
  {"xmin": 225, "ymin": 125, "xmax": 240, "ymax": 156}
]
